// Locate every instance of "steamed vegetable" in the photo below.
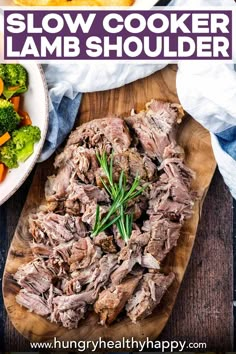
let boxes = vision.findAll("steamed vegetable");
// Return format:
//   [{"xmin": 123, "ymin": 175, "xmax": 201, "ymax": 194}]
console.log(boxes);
[
  {"xmin": 0, "ymin": 98, "xmax": 21, "ymax": 136},
  {"xmin": 0, "ymin": 132, "xmax": 11, "ymax": 146},
  {"xmin": 13, "ymin": 125, "xmax": 40, "ymax": 162},
  {"xmin": 0, "ymin": 63, "xmax": 41, "ymax": 184},
  {"xmin": 0, "ymin": 78, "xmax": 4, "ymax": 96},
  {"xmin": 10, "ymin": 96, "xmax": 20, "ymax": 112},
  {"xmin": 19, "ymin": 110, "xmax": 32, "ymax": 126},
  {"xmin": 0, "ymin": 64, "xmax": 28, "ymax": 100},
  {"xmin": 0, "ymin": 163, "xmax": 8, "ymax": 182},
  {"xmin": 0, "ymin": 125, "xmax": 41, "ymax": 168},
  {"xmin": 0, "ymin": 64, "xmax": 6, "ymax": 81},
  {"xmin": 0, "ymin": 139, "xmax": 18, "ymax": 168}
]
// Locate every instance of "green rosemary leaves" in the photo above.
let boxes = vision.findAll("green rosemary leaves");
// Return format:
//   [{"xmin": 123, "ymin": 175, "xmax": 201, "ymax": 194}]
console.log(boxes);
[{"xmin": 92, "ymin": 151, "xmax": 147, "ymax": 243}]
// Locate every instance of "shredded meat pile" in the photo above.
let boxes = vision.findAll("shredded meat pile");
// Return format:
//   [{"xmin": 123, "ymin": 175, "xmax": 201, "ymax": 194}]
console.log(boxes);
[{"xmin": 14, "ymin": 100, "xmax": 195, "ymax": 329}]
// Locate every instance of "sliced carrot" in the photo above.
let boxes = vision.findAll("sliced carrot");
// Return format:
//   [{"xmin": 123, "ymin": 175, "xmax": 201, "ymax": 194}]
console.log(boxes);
[
  {"xmin": 19, "ymin": 110, "xmax": 32, "ymax": 126},
  {"xmin": 10, "ymin": 96, "xmax": 21, "ymax": 112},
  {"xmin": 0, "ymin": 132, "xmax": 11, "ymax": 146},
  {"xmin": 8, "ymin": 85, "xmax": 20, "ymax": 91},
  {"xmin": 0, "ymin": 78, "xmax": 4, "ymax": 96},
  {"xmin": 0, "ymin": 164, "xmax": 8, "ymax": 183}
]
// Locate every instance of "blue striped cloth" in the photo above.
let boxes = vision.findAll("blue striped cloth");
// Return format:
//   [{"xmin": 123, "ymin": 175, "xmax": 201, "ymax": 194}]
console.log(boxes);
[{"xmin": 38, "ymin": 65, "xmax": 82, "ymax": 162}]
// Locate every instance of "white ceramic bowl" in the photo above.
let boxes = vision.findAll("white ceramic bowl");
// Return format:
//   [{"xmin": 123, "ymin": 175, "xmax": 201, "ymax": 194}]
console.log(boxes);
[{"xmin": 0, "ymin": 63, "xmax": 49, "ymax": 205}]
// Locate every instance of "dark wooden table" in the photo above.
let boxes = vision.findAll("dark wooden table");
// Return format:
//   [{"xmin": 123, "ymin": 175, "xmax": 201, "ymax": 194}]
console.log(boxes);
[{"xmin": 0, "ymin": 167, "xmax": 234, "ymax": 351}]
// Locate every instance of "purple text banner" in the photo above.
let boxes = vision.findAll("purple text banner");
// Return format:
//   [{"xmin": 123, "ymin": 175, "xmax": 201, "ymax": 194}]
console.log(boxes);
[{"xmin": 4, "ymin": 10, "xmax": 233, "ymax": 61}]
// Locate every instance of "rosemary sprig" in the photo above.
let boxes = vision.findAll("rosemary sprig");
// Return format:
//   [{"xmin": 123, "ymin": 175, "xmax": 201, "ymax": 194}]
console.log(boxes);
[
  {"xmin": 92, "ymin": 151, "xmax": 148, "ymax": 242},
  {"xmin": 92, "ymin": 190, "xmax": 124, "ymax": 237}
]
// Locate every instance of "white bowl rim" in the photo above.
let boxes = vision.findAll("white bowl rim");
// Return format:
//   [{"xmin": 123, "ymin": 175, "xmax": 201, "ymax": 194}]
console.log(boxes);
[{"xmin": 0, "ymin": 64, "xmax": 49, "ymax": 206}]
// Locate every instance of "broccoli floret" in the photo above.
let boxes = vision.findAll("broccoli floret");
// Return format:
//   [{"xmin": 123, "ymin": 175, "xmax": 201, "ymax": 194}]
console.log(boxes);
[
  {"xmin": 0, "ymin": 99, "xmax": 21, "ymax": 136},
  {"xmin": 6, "ymin": 64, "xmax": 28, "ymax": 91},
  {"xmin": 3, "ymin": 64, "xmax": 28, "ymax": 100},
  {"xmin": 12, "ymin": 125, "xmax": 41, "ymax": 163},
  {"xmin": 0, "ymin": 125, "xmax": 41, "ymax": 168},
  {"xmin": 0, "ymin": 64, "xmax": 6, "ymax": 81},
  {"xmin": 0, "ymin": 139, "xmax": 18, "ymax": 168}
]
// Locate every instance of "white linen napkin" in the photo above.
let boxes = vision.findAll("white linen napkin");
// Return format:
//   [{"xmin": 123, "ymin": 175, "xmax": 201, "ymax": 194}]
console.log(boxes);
[{"xmin": 41, "ymin": 0, "xmax": 236, "ymax": 199}]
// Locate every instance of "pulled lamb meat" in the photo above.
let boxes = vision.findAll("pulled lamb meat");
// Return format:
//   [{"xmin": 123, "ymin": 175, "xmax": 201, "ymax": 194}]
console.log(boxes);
[
  {"xmin": 143, "ymin": 216, "xmax": 181, "ymax": 262},
  {"xmin": 147, "ymin": 173, "xmax": 194, "ymax": 222},
  {"xmin": 14, "ymin": 100, "xmax": 195, "ymax": 329},
  {"xmin": 126, "ymin": 272, "xmax": 175, "ymax": 322},
  {"xmin": 163, "ymin": 142, "xmax": 185, "ymax": 160},
  {"xmin": 82, "ymin": 202, "xmax": 109, "ymax": 228},
  {"xmin": 111, "ymin": 149, "xmax": 157, "ymax": 183},
  {"xmin": 87, "ymin": 254, "xmax": 119, "ymax": 292},
  {"xmin": 126, "ymin": 100, "xmax": 184, "ymax": 161},
  {"xmin": 14, "ymin": 258, "xmax": 54, "ymax": 295},
  {"xmin": 29, "ymin": 212, "xmax": 87, "ymax": 246},
  {"xmin": 141, "ymin": 152, "xmax": 195, "ymax": 262},
  {"xmin": 160, "ymin": 157, "xmax": 195, "ymax": 190},
  {"xmin": 51, "ymin": 305, "xmax": 86, "ymax": 329},
  {"xmin": 110, "ymin": 230, "xmax": 159, "ymax": 285},
  {"xmin": 51, "ymin": 289, "xmax": 97, "ymax": 329},
  {"xmin": 16, "ymin": 289, "xmax": 51, "ymax": 316},
  {"xmin": 45, "ymin": 164, "xmax": 74, "ymax": 202},
  {"xmin": 62, "ymin": 277, "xmax": 82, "ymax": 296},
  {"xmin": 55, "ymin": 146, "xmax": 99, "ymax": 185},
  {"xmin": 70, "ymin": 263, "xmax": 100, "ymax": 287},
  {"xmin": 67, "ymin": 183, "xmax": 110, "ymax": 204},
  {"xmin": 94, "ymin": 232, "xmax": 118, "ymax": 253},
  {"xmin": 67, "ymin": 117, "xmax": 131, "ymax": 153},
  {"xmin": 68, "ymin": 237, "xmax": 102, "ymax": 272},
  {"xmin": 94, "ymin": 271, "xmax": 143, "ymax": 325}
]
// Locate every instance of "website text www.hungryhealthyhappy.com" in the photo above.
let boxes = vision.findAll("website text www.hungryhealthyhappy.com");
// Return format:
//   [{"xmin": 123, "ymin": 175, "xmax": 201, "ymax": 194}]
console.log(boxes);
[{"xmin": 30, "ymin": 336, "xmax": 207, "ymax": 352}]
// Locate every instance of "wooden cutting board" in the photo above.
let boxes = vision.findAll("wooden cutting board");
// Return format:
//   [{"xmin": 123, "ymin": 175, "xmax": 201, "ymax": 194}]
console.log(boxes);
[{"xmin": 3, "ymin": 65, "xmax": 216, "ymax": 346}]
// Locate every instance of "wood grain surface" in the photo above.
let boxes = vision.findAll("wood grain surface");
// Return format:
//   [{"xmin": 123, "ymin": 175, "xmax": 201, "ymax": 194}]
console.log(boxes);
[{"xmin": 1, "ymin": 65, "xmax": 223, "ymax": 348}]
